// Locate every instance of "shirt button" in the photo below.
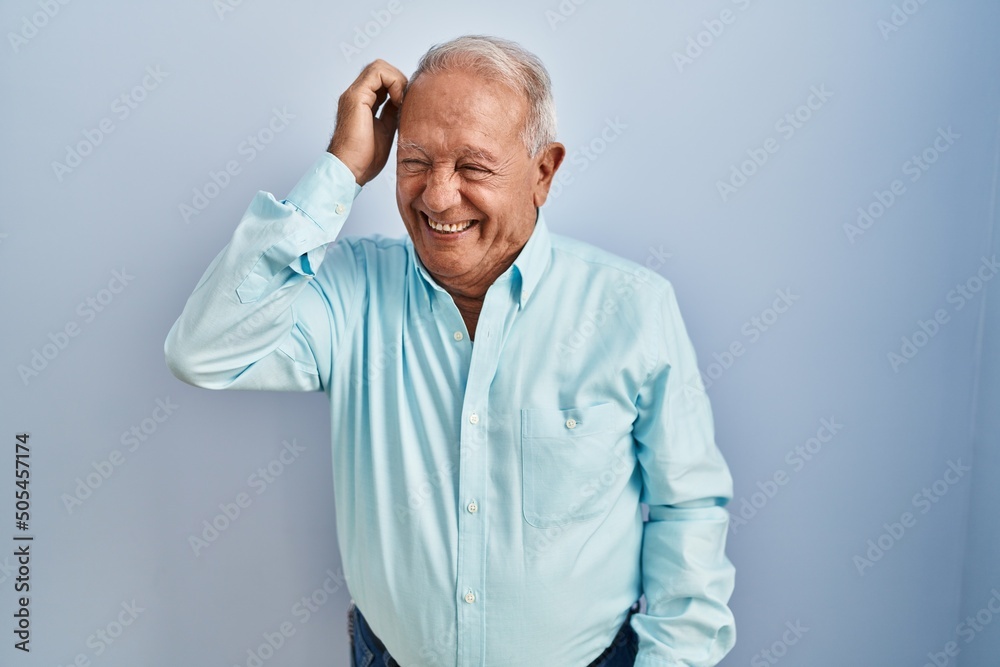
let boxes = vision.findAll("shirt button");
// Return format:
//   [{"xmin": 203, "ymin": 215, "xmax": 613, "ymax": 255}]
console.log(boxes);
[
  {"xmin": 469, "ymin": 413, "xmax": 479, "ymax": 424},
  {"xmin": 467, "ymin": 501, "xmax": 478, "ymax": 513},
  {"xmin": 464, "ymin": 591, "xmax": 476, "ymax": 604},
  {"xmin": 454, "ymin": 331, "xmax": 464, "ymax": 341},
  {"xmin": 335, "ymin": 203, "xmax": 345, "ymax": 215},
  {"xmin": 566, "ymin": 418, "xmax": 577, "ymax": 429}
]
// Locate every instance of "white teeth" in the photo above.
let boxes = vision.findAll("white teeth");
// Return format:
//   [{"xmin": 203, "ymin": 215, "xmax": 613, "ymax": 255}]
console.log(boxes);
[{"xmin": 426, "ymin": 215, "xmax": 473, "ymax": 234}]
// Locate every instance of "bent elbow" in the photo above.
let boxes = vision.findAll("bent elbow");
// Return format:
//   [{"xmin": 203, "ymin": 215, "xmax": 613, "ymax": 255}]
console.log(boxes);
[
  {"xmin": 164, "ymin": 335, "xmax": 199, "ymax": 387},
  {"xmin": 163, "ymin": 326, "xmax": 217, "ymax": 389}
]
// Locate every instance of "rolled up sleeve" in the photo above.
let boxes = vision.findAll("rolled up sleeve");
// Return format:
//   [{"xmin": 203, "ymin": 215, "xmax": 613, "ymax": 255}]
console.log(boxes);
[
  {"xmin": 631, "ymin": 281, "xmax": 736, "ymax": 666},
  {"xmin": 164, "ymin": 152, "xmax": 363, "ymax": 392}
]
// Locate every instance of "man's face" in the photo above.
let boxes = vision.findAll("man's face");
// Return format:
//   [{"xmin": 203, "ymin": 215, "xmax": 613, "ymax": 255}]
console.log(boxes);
[{"xmin": 395, "ymin": 68, "xmax": 555, "ymax": 291}]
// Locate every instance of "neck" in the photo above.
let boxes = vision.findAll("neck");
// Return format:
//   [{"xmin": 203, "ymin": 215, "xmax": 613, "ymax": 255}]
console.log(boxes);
[
  {"xmin": 423, "ymin": 210, "xmax": 538, "ymax": 340},
  {"xmin": 433, "ymin": 253, "xmax": 517, "ymax": 341}
]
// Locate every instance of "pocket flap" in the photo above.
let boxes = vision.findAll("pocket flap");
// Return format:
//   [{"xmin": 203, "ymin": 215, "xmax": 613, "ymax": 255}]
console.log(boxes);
[{"xmin": 521, "ymin": 402, "xmax": 618, "ymax": 439}]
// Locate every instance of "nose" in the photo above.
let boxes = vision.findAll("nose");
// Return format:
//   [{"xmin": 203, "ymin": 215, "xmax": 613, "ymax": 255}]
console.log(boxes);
[{"xmin": 421, "ymin": 167, "xmax": 462, "ymax": 213}]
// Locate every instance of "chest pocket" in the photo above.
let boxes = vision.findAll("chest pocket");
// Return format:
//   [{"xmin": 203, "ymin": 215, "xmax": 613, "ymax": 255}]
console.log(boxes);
[{"xmin": 520, "ymin": 402, "xmax": 633, "ymax": 528}]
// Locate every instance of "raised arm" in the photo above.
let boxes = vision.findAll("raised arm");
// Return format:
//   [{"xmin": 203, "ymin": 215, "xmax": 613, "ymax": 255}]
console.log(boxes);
[{"xmin": 164, "ymin": 60, "xmax": 408, "ymax": 391}]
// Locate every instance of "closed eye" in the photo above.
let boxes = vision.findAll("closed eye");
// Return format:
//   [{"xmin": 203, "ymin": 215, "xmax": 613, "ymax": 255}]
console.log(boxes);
[
  {"xmin": 400, "ymin": 159, "xmax": 430, "ymax": 172},
  {"xmin": 459, "ymin": 164, "xmax": 492, "ymax": 178}
]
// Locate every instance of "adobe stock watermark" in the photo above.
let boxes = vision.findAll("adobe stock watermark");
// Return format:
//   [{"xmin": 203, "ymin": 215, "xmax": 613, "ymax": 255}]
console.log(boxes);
[
  {"xmin": 221, "ymin": 295, "xmax": 290, "ymax": 349},
  {"xmin": 350, "ymin": 304, "xmax": 438, "ymax": 392},
  {"xmin": 7, "ymin": 0, "xmax": 73, "ymax": 54},
  {"xmin": 922, "ymin": 587, "xmax": 1000, "ymax": 667},
  {"xmin": 394, "ymin": 457, "xmax": 460, "ymax": 524},
  {"xmin": 716, "ymin": 85, "xmax": 833, "ymax": 202},
  {"xmin": 877, "ymin": 0, "xmax": 933, "ymax": 40},
  {"xmin": 17, "ymin": 267, "xmax": 135, "ymax": 386},
  {"xmin": 750, "ymin": 620, "xmax": 809, "ymax": 666},
  {"xmin": 843, "ymin": 126, "xmax": 959, "ymax": 244},
  {"xmin": 61, "ymin": 397, "xmax": 179, "ymax": 514},
  {"xmin": 887, "ymin": 255, "xmax": 997, "ymax": 372},
  {"xmin": 524, "ymin": 450, "xmax": 635, "ymax": 563},
  {"xmin": 853, "ymin": 459, "xmax": 970, "ymax": 576},
  {"xmin": 51, "ymin": 66, "xmax": 168, "ymax": 182},
  {"xmin": 544, "ymin": 0, "xmax": 592, "ymax": 31},
  {"xmin": 56, "ymin": 599, "xmax": 145, "ymax": 666},
  {"xmin": 179, "ymin": 107, "xmax": 295, "ymax": 223},
  {"xmin": 231, "ymin": 567, "xmax": 347, "ymax": 667},
  {"xmin": 729, "ymin": 417, "xmax": 843, "ymax": 535},
  {"xmin": 557, "ymin": 244, "xmax": 671, "ymax": 358},
  {"xmin": 672, "ymin": 0, "xmax": 758, "ymax": 73},
  {"xmin": 548, "ymin": 117, "xmax": 628, "ymax": 201},
  {"xmin": 699, "ymin": 288, "xmax": 799, "ymax": 389},
  {"xmin": 213, "ymin": 0, "xmax": 250, "ymax": 21},
  {"xmin": 418, "ymin": 621, "xmax": 522, "ymax": 665},
  {"xmin": 0, "ymin": 557, "xmax": 17, "ymax": 587},
  {"xmin": 420, "ymin": 623, "xmax": 457, "ymax": 666},
  {"xmin": 188, "ymin": 439, "xmax": 306, "ymax": 557},
  {"xmin": 340, "ymin": 0, "xmax": 403, "ymax": 62},
  {"xmin": 394, "ymin": 424, "xmax": 488, "ymax": 523}
]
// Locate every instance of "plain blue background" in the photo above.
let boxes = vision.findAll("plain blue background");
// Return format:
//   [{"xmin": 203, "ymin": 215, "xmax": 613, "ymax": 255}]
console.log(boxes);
[{"xmin": 2, "ymin": 1, "xmax": 999, "ymax": 665}]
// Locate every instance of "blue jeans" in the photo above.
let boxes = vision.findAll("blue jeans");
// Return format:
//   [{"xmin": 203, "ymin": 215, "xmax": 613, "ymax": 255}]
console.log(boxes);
[{"xmin": 348, "ymin": 599, "xmax": 639, "ymax": 666}]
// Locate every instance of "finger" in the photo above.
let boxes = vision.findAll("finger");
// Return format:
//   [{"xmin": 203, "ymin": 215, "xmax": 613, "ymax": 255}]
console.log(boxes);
[
  {"xmin": 381, "ymin": 69, "xmax": 408, "ymax": 106},
  {"xmin": 372, "ymin": 86, "xmax": 389, "ymax": 117},
  {"xmin": 375, "ymin": 98, "xmax": 400, "ymax": 134},
  {"xmin": 362, "ymin": 60, "xmax": 408, "ymax": 106}
]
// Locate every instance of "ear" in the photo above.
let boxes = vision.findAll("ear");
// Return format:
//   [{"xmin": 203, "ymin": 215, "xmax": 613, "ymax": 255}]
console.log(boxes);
[{"xmin": 531, "ymin": 142, "xmax": 566, "ymax": 208}]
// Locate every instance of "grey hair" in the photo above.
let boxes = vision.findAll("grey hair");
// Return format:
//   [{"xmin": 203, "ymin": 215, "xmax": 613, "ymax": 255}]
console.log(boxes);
[{"xmin": 406, "ymin": 35, "xmax": 557, "ymax": 157}]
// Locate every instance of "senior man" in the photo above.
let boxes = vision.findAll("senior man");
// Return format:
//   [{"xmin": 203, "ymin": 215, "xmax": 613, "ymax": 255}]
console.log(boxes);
[{"xmin": 165, "ymin": 35, "xmax": 735, "ymax": 667}]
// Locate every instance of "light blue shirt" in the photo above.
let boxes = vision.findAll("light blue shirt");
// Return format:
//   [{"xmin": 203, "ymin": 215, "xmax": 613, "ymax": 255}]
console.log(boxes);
[{"xmin": 164, "ymin": 152, "xmax": 736, "ymax": 666}]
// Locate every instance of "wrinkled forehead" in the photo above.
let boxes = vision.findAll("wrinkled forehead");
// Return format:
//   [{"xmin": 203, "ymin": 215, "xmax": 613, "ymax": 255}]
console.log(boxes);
[{"xmin": 398, "ymin": 68, "xmax": 527, "ymax": 148}]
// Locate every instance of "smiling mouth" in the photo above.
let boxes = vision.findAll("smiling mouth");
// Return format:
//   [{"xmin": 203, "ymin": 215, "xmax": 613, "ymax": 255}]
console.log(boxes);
[{"xmin": 421, "ymin": 212, "xmax": 477, "ymax": 235}]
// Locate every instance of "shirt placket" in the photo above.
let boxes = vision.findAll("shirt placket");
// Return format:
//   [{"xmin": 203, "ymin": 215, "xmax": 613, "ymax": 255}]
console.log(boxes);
[{"xmin": 454, "ymin": 275, "xmax": 512, "ymax": 667}]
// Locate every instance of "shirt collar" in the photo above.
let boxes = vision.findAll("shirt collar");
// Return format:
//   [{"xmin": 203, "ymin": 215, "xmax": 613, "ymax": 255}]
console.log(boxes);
[
  {"xmin": 407, "ymin": 208, "xmax": 552, "ymax": 310},
  {"xmin": 511, "ymin": 208, "xmax": 552, "ymax": 308}
]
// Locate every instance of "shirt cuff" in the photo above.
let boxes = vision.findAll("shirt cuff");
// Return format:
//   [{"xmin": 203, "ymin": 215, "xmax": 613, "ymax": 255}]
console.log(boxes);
[
  {"xmin": 285, "ymin": 152, "xmax": 363, "ymax": 233},
  {"xmin": 233, "ymin": 153, "xmax": 362, "ymax": 304}
]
